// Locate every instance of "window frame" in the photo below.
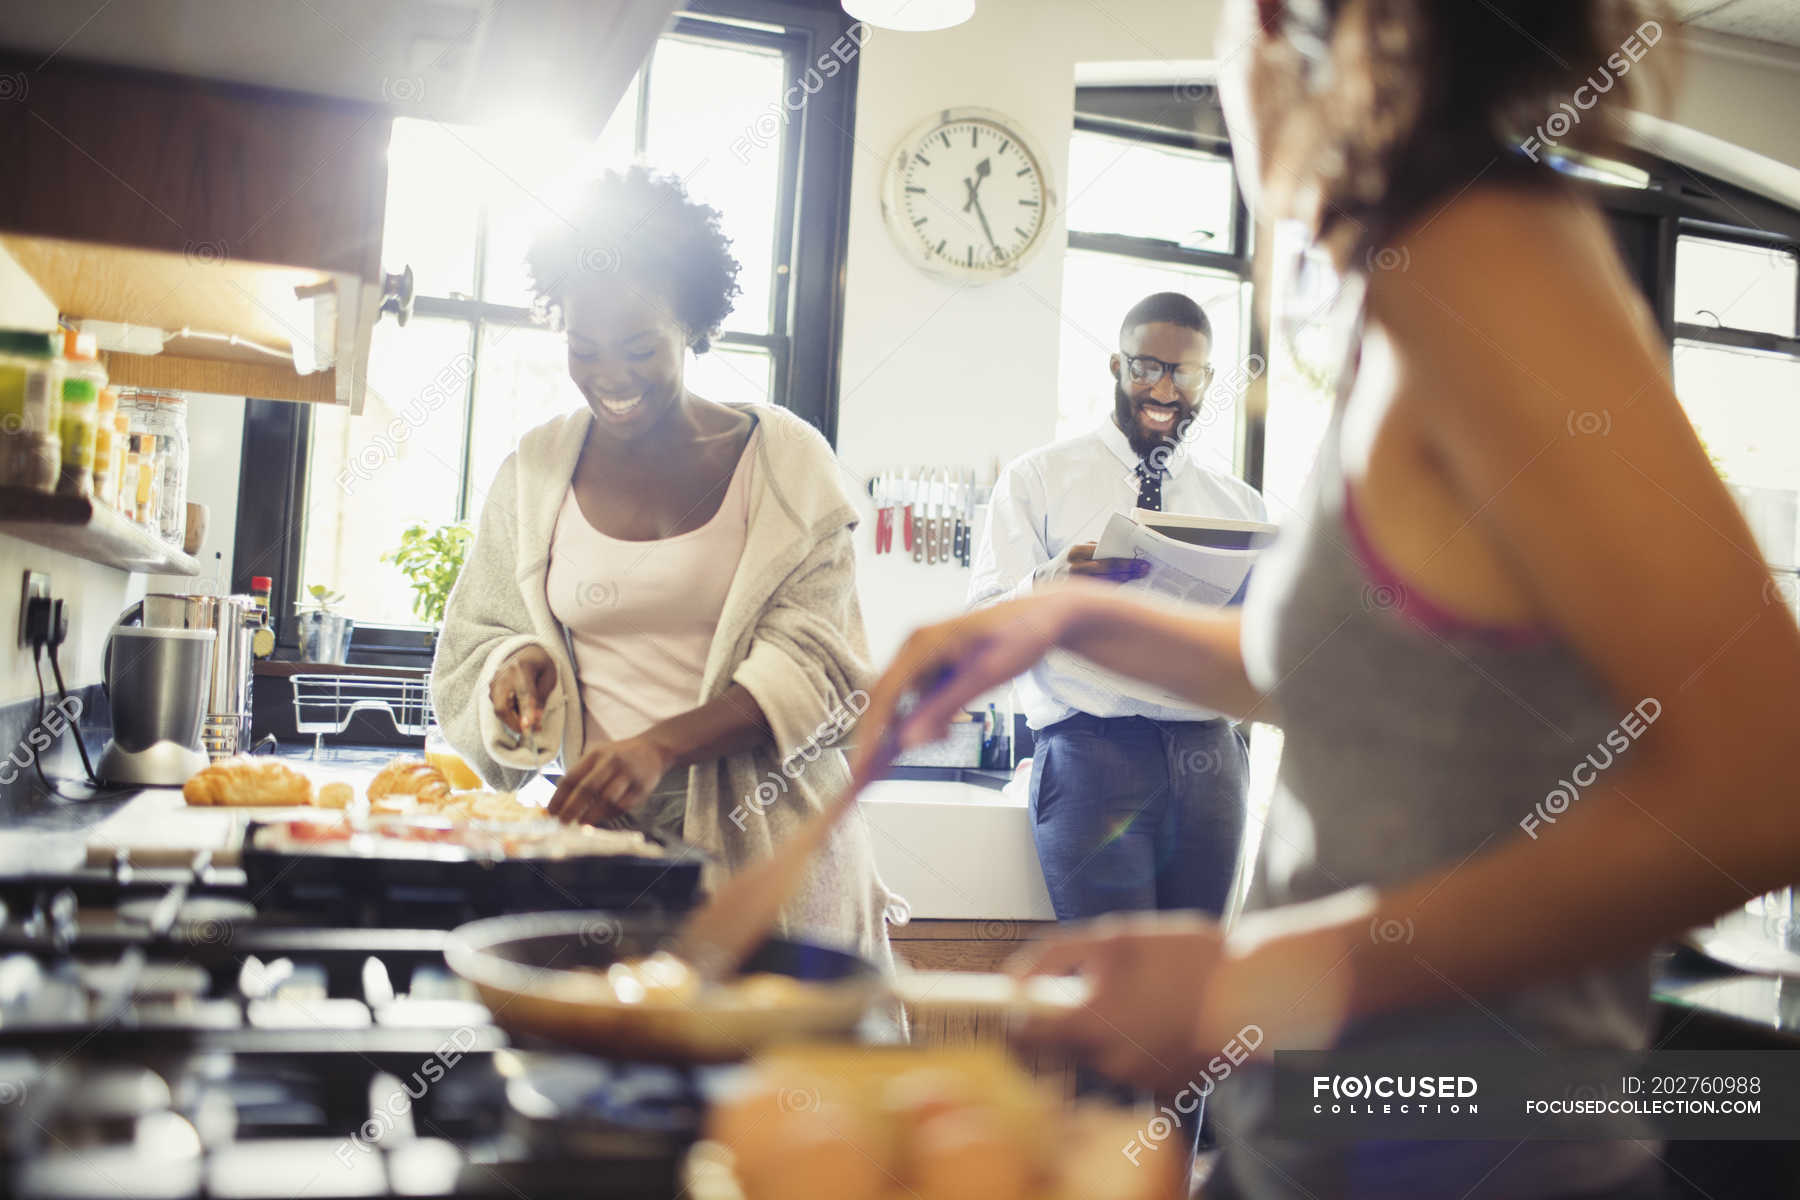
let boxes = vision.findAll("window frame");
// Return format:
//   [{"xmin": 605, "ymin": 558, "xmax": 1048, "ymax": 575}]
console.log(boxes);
[
  {"xmin": 236, "ymin": 0, "xmax": 862, "ymax": 662},
  {"xmin": 1064, "ymin": 108, "xmax": 1266, "ymax": 487}
]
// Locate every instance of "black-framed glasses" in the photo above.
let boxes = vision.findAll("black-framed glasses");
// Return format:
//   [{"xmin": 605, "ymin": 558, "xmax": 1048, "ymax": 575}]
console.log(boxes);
[{"xmin": 1123, "ymin": 353, "xmax": 1214, "ymax": 394}]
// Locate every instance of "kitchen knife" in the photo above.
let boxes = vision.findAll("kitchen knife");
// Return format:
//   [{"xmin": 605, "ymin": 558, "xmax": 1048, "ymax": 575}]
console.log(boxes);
[
  {"xmin": 923, "ymin": 470, "xmax": 939, "ymax": 564},
  {"xmin": 943, "ymin": 467, "xmax": 957, "ymax": 564},
  {"xmin": 908, "ymin": 468, "xmax": 923, "ymax": 563},
  {"xmin": 952, "ymin": 468, "xmax": 969, "ymax": 566},
  {"xmin": 873, "ymin": 470, "xmax": 892, "ymax": 554}
]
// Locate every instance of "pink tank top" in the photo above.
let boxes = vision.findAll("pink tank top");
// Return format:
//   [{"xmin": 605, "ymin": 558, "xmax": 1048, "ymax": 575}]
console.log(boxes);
[{"xmin": 546, "ymin": 428, "xmax": 758, "ymax": 746}]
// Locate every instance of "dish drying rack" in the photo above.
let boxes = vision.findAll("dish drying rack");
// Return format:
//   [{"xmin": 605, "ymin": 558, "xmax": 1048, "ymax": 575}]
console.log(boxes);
[{"xmin": 290, "ymin": 672, "xmax": 434, "ymax": 754}]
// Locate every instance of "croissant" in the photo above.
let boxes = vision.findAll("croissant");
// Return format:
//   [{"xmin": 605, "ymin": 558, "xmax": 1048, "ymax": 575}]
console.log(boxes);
[
  {"xmin": 183, "ymin": 757, "xmax": 315, "ymax": 807},
  {"xmin": 367, "ymin": 758, "xmax": 453, "ymax": 805}
]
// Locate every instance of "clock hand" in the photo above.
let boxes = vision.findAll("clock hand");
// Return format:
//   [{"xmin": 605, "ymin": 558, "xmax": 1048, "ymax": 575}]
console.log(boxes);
[
  {"xmin": 971, "ymin": 192, "xmax": 1003, "ymax": 259},
  {"xmin": 961, "ymin": 158, "xmax": 993, "ymax": 212}
]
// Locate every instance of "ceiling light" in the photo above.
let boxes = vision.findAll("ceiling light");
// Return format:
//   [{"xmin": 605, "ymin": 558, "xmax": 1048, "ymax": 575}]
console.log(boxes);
[{"xmin": 842, "ymin": 0, "xmax": 975, "ymax": 33}]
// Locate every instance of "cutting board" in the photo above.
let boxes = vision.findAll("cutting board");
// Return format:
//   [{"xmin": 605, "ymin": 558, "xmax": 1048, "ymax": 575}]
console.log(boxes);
[{"xmin": 83, "ymin": 760, "xmax": 374, "ymax": 868}]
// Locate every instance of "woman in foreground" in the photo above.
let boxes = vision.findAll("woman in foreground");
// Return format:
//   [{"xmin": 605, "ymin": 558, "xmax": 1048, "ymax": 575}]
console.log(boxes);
[{"xmin": 851, "ymin": 1, "xmax": 1800, "ymax": 1196}]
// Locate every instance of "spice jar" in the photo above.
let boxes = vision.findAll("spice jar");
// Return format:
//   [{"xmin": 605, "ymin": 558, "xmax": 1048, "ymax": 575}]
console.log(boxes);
[
  {"xmin": 0, "ymin": 329, "xmax": 64, "ymax": 492},
  {"xmin": 57, "ymin": 331, "xmax": 105, "ymax": 497},
  {"xmin": 92, "ymin": 387, "xmax": 119, "ymax": 506},
  {"xmin": 133, "ymin": 432, "xmax": 159, "ymax": 528}
]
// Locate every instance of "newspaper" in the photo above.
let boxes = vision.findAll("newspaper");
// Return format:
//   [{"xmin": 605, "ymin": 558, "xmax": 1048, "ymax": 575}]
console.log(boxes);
[
  {"xmin": 1092, "ymin": 510, "xmax": 1267, "ymax": 605},
  {"xmin": 1044, "ymin": 511, "xmax": 1276, "ymax": 712}
]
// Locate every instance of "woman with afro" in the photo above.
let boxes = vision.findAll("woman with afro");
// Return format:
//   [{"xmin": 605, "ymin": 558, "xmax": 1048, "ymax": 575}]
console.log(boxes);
[{"xmin": 432, "ymin": 165, "xmax": 904, "ymax": 967}]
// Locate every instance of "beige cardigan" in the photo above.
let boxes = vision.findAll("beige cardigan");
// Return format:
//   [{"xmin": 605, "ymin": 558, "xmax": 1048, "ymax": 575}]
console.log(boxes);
[{"xmin": 430, "ymin": 403, "xmax": 907, "ymax": 970}]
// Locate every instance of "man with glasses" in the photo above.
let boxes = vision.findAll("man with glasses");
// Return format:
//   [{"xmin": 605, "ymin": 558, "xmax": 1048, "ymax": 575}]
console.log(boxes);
[{"xmin": 968, "ymin": 291, "xmax": 1265, "ymax": 927}]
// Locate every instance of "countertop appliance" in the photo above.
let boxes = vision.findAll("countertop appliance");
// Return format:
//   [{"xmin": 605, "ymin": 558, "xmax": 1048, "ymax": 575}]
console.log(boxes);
[
  {"xmin": 94, "ymin": 623, "xmax": 214, "ymax": 787},
  {"xmin": 139, "ymin": 593, "xmax": 260, "ymax": 759}
]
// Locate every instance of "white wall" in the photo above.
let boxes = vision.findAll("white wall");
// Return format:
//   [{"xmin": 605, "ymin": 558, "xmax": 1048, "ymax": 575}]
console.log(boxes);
[
  {"xmin": 836, "ymin": 0, "xmax": 1224, "ymax": 663},
  {"xmin": 1670, "ymin": 32, "xmax": 1800, "ymax": 172}
]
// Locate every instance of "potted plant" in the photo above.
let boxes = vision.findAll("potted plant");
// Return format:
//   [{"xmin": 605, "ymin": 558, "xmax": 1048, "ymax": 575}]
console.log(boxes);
[
  {"xmin": 297, "ymin": 584, "xmax": 354, "ymax": 664},
  {"xmin": 382, "ymin": 521, "xmax": 474, "ymax": 631}
]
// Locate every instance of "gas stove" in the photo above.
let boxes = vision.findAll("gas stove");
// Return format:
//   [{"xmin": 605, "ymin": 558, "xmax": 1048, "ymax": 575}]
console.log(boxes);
[{"xmin": 0, "ymin": 862, "xmax": 715, "ymax": 1199}]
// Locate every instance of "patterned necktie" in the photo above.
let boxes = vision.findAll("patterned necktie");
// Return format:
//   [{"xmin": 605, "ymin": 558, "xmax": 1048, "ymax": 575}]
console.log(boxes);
[{"xmin": 1135, "ymin": 457, "xmax": 1164, "ymax": 513}]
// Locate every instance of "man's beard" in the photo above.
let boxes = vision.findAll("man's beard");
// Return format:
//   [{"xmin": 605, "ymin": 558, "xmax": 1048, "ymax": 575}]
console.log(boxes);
[{"xmin": 1114, "ymin": 382, "xmax": 1193, "ymax": 459}]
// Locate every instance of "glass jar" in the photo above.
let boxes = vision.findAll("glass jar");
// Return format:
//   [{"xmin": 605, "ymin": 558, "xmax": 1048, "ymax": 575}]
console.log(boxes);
[
  {"xmin": 142, "ymin": 393, "xmax": 189, "ymax": 546},
  {"xmin": 0, "ymin": 329, "xmax": 64, "ymax": 492},
  {"xmin": 57, "ymin": 331, "xmax": 105, "ymax": 498},
  {"xmin": 112, "ymin": 412, "xmax": 134, "ymax": 516}
]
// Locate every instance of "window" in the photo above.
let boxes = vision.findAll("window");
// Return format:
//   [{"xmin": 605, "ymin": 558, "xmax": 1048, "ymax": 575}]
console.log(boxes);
[
  {"xmin": 1675, "ymin": 236, "xmax": 1798, "ymax": 337},
  {"xmin": 1057, "ymin": 118, "xmax": 1256, "ymax": 479},
  {"xmin": 254, "ymin": 6, "xmax": 860, "ymax": 652},
  {"xmin": 1672, "ymin": 230, "xmax": 1800, "ymax": 576},
  {"xmin": 1260, "ymin": 178, "xmax": 1800, "ymax": 543}
]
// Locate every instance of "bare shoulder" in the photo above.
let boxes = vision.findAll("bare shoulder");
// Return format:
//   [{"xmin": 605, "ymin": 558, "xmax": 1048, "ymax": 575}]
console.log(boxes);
[{"xmin": 1369, "ymin": 184, "xmax": 1668, "ymax": 438}]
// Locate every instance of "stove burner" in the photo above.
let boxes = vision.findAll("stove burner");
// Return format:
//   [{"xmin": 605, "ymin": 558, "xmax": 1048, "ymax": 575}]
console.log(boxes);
[{"xmin": 117, "ymin": 897, "xmax": 257, "ymax": 935}]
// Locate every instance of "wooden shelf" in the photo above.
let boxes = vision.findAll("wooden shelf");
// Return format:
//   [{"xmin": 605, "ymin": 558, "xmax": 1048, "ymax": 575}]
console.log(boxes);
[
  {"xmin": 0, "ymin": 235, "xmax": 360, "ymax": 407},
  {"xmin": 0, "ymin": 488, "xmax": 199, "ymax": 575}
]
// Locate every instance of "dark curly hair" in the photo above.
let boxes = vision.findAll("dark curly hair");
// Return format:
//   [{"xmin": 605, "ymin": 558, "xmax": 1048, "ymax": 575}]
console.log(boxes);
[
  {"xmin": 525, "ymin": 164, "xmax": 741, "ymax": 354},
  {"xmin": 1259, "ymin": 0, "xmax": 1676, "ymax": 261}
]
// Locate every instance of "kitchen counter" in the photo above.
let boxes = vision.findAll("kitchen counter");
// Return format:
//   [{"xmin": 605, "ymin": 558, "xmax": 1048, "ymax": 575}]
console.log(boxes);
[{"xmin": 7, "ymin": 742, "xmax": 1797, "ymax": 1055}]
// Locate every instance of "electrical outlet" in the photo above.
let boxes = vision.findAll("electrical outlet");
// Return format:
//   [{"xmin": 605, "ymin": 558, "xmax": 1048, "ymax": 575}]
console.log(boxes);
[{"xmin": 18, "ymin": 571, "xmax": 48, "ymax": 649}]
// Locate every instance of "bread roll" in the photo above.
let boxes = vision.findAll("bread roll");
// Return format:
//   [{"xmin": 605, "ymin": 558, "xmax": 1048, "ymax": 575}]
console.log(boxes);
[
  {"xmin": 315, "ymin": 781, "xmax": 356, "ymax": 809},
  {"xmin": 183, "ymin": 757, "xmax": 315, "ymax": 807}
]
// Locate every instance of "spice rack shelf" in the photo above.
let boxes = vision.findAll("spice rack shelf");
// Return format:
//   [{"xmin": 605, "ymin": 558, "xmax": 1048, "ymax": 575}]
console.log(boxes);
[{"xmin": 0, "ymin": 488, "xmax": 199, "ymax": 575}]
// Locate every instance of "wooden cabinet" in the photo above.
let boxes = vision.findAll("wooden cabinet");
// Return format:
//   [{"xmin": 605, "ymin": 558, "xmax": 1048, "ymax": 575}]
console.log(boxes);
[
  {"xmin": 890, "ymin": 918, "xmax": 1077, "ymax": 1097},
  {"xmin": 0, "ymin": 53, "xmax": 392, "ymax": 410}
]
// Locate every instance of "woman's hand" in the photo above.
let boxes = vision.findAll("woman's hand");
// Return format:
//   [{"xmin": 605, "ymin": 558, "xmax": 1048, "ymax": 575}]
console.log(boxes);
[
  {"xmin": 548, "ymin": 735, "xmax": 675, "ymax": 825},
  {"xmin": 489, "ymin": 644, "xmax": 558, "ymax": 737},
  {"xmin": 847, "ymin": 588, "xmax": 1091, "ymax": 787},
  {"xmin": 1007, "ymin": 912, "xmax": 1227, "ymax": 1093}
]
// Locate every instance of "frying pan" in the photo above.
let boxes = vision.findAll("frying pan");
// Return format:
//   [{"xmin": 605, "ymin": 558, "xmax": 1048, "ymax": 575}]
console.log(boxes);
[{"xmin": 444, "ymin": 913, "xmax": 884, "ymax": 1063}]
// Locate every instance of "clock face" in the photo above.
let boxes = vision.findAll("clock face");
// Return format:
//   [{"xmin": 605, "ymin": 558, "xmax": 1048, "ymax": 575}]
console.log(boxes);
[{"xmin": 888, "ymin": 113, "xmax": 1049, "ymax": 279}]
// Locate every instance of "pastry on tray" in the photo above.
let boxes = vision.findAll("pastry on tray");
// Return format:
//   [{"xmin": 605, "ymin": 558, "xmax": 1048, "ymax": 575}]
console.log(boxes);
[
  {"xmin": 183, "ymin": 757, "xmax": 316, "ymax": 807},
  {"xmin": 367, "ymin": 757, "xmax": 453, "ymax": 806}
]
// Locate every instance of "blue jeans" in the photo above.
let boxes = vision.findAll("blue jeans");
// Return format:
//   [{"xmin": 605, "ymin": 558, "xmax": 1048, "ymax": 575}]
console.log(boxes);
[
  {"xmin": 1028, "ymin": 714, "xmax": 1249, "ymax": 921},
  {"xmin": 1028, "ymin": 714, "xmax": 1250, "ymax": 1152}
]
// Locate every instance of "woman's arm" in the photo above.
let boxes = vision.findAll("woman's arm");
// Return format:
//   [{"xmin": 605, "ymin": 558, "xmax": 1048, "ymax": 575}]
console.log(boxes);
[
  {"xmin": 549, "ymin": 685, "xmax": 772, "ymax": 823},
  {"xmin": 431, "ymin": 457, "xmax": 569, "ymax": 787},
  {"xmin": 1201, "ymin": 191, "xmax": 1800, "ymax": 1052},
  {"xmin": 1063, "ymin": 589, "xmax": 1264, "ymax": 719},
  {"xmin": 851, "ymin": 583, "xmax": 1265, "ymax": 786}
]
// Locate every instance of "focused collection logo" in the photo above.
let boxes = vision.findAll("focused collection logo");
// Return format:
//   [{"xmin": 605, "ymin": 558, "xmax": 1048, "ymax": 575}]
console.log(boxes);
[{"xmin": 1311, "ymin": 1074, "xmax": 1480, "ymax": 1116}]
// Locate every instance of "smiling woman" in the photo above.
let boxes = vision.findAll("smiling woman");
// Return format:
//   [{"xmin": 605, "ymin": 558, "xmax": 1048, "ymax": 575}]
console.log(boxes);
[{"xmin": 427, "ymin": 162, "xmax": 905, "ymax": 976}]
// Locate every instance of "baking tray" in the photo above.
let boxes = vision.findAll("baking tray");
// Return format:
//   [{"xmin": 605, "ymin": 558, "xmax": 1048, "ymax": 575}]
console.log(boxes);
[{"xmin": 240, "ymin": 818, "xmax": 706, "ymax": 928}]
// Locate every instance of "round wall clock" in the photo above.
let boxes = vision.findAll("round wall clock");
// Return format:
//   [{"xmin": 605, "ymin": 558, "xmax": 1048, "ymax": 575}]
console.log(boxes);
[{"xmin": 881, "ymin": 107, "xmax": 1054, "ymax": 283}]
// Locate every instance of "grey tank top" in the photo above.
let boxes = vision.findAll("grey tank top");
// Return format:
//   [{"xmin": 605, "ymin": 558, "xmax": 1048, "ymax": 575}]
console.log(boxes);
[{"xmin": 1214, "ymin": 406, "xmax": 1656, "ymax": 1198}]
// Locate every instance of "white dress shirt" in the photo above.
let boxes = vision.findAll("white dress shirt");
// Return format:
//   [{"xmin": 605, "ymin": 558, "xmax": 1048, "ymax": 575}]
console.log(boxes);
[{"xmin": 967, "ymin": 416, "xmax": 1268, "ymax": 729}]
